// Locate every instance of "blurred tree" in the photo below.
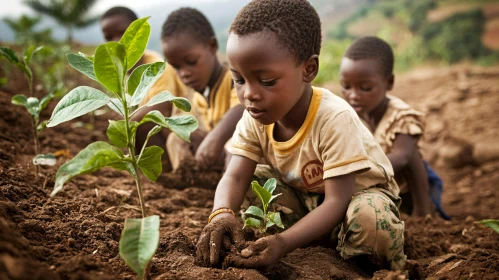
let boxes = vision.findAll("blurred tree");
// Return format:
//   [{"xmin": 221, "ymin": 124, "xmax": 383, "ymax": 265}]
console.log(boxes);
[
  {"xmin": 3, "ymin": 14, "xmax": 54, "ymax": 45},
  {"xmin": 24, "ymin": 0, "xmax": 99, "ymax": 43}
]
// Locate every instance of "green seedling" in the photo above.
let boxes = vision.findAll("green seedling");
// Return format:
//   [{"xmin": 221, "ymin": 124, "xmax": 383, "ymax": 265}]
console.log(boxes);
[
  {"xmin": 47, "ymin": 17, "xmax": 198, "ymax": 279},
  {"xmin": 477, "ymin": 219, "xmax": 499, "ymax": 234},
  {"xmin": 0, "ymin": 45, "xmax": 56, "ymax": 175},
  {"xmin": 244, "ymin": 178, "xmax": 285, "ymax": 234}
]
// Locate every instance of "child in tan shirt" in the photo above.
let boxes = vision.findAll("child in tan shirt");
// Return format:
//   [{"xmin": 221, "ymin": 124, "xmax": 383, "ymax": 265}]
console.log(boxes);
[
  {"xmin": 339, "ymin": 36, "xmax": 449, "ymax": 219},
  {"xmin": 196, "ymin": 0, "xmax": 406, "ymax": 272}
]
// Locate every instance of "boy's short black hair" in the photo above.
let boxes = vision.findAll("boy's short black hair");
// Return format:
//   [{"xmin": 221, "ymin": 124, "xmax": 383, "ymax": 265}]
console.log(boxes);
[
  {"xmin": 230, "ymin": 0, "xmax": 322, "ymax": 63},
  {"xmin": 101, "ymin": 6, "xmax": 138, "ymax": 23},
  {"xmin": 344, "ymin": 36, "xmax": 394, "ymax": 77},
  {"xmin": 161, "ymin": 8, "xmax": 215, "ymax": 44}
]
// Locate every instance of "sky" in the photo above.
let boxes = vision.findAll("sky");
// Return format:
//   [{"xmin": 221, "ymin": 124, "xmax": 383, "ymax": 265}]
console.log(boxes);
[{"xmin": 0, "ymin": 0, "xmax": 221, "ymax": 17}]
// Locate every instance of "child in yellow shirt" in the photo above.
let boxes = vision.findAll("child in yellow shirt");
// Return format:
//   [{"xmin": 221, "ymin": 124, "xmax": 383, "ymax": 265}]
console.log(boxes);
[
  {"xmin": 138, "ymin": 8, "xmax": 244, "ymax": 170},
  {"xmin": 196, "ymin": 0, "xmax": 406, "ymax": 272},
  {"xmin": 339, "ymin": 36, "xmax": 449, "ymax": 219}
]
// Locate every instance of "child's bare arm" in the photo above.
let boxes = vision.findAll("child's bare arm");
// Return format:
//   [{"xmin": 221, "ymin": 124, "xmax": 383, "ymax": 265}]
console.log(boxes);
[
  {"xmin": 230, "ymin": 173, "xmax": 356, "ymax": 268},
  {"xmin": 195, "ymin": 105, "xmax": 245, "ymax": 166},
  {"xmin": 404, "ymin": 150, "xmax": 432, "ymax": 216},
  {"xmin": 387, "ymin": 134, "xmax": 418, "ymax": 172},
  {"xmin": 196, "ymin": 155, "xmax": 257, "ymax": 266}
]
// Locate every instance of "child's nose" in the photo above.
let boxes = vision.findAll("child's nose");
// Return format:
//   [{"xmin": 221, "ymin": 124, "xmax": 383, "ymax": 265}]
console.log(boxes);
[{"xmin": 243, "ymin": 86, "xmax": 261, "ymax": 102}]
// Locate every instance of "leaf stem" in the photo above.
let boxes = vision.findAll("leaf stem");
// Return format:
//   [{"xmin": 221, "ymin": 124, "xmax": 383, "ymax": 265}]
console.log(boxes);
[{"xmin": 32, "ymin": 117, "xmax": 39, "ymax": 176}]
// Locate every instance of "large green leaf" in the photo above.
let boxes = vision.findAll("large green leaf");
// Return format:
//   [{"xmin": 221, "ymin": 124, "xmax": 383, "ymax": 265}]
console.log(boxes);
[
  {"xmin": 130, "ymin": 62, "xmax": 166, "ymax": 106},
  {"xmin": 11, "ymin": 94, "xmax": 27, "ymax": 106},
  {"xmin": 120, "ymin": 215, "xmax": 160, "ymax": 279},
  {"xmin": 127, "ymin": 63, "xmax": 150, "ymax": 95},
  {"xmin": 26, "ymin": 97, "xmax": 40, "ymax": 117},
  {"xmin": 107, "ymin": 120, "xmax": 139, "ymax": 148},
  {"xmin": 67, "ymin": 53, "xmax": 97, "ymax": 81},
  {"xmin": 119, "ymin": 17, "xmax": 151, "ymax": 71},
  {"xmin": 0, "ymin": 46, "xmax": 20, "ymax": 64},
  {"xmin": 263, "ymin": 178, "xmax": 277, "ymax": 194},
  {"xmin": 94, "ymin": 42, "xmax": 126, "ymax": 94},
  {"xmin": 139, "ymin": 111, "xmax": 198, "ymax": 142},
  {"xmin": 267, "ymin": 212, "xmax": 284, "ymax": 229},
  {"xmin": 251, "ymin": 181, "xmax": 272, "ymax": 212},
  {"xmin": 478, "ymin": 219, "xmax": 499, "ymax": 234},
  {"xmin": 145, "ymin": 91, "xmax": 191, "ymax": 112},
  {"xmin": 47, "ymin": 86, "xmax": 109, "ymax": 127},
  {"xmin": 243, "ymin": 217, "xmax": 261, "ymax": 229},
  {"xmin": 108, "ymin": 98, "xmax": 125, "ymax": 116},
  {"xmin": 51, "ymin": 141, "xmax": 129, "ymax": 197},
  {"xmin": 24, "ymin": 45, "xmax": 43, "ymax": 65},
  {"xmin": 245, "ymin": 206, "xmax": 264, "ymax": 219},
  {"xmin": 138, "ymin": 146, "xmax": 163, "ymax": 182}
]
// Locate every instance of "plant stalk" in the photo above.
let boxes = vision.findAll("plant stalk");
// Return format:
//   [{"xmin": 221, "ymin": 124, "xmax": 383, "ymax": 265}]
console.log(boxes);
[
  {"xmin": 32, "ymin": 117, "xmax": 39, "ymax": 176},
  {"xmin": 122, "ymin": 98, "xmax": 147, "ymax": 218}
]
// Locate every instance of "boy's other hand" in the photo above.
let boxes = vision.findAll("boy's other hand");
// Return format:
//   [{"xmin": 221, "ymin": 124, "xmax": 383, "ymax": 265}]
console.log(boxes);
[
  {"xmin": 194, "ymin": 136, "xmax": 224, "ymax": 167},
  {"xmin": 227, "ymin": 234, "xmax": 288, "ymax": 269},
  {"xmin": 196, "ymin": 213, "xmax": 244, "ymax": 267}
]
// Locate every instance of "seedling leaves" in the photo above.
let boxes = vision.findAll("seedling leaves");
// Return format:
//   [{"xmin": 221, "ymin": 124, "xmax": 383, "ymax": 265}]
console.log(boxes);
[
  {"xmin": 107, "ymin": 120, "xmax": 139, "ymax": 148},
  {"xmin": 263, "ymin": 178, "xmax": 277, "ymax": 194},
  {"xmin": 120, "ymin": 215, "xmax": 160, "ymax": 279},
  {"xmin": 267, "ymin": 212, "xmax": 284, "ymax": 229},
  {"xmin": 51, "ymin": 141, "xmax": 129, "ymax": 197},
  {"xmin": 119, "ymin": 17, "xmax": 151, "ymax": 71},
  {"xmin": 478, "ymin": 219, "xmax": 499, "ymax": 234},
  {"xmin": 108, "ymin": 98, "xmax": 125, "ymax": 116},
  {"xmin": 33, "ymin": 153, "xmax": 57, "ymax": 166},
  {"xmin": 0, "ymin": 46, "xmax": 19, "ymax": 63},
  {"xmin": 94, "ymin": 42, "xmax": 126, "ymax": 94},
  {"xmin": 140, "ymin": 111, "xmax": 197, "ymax": 142},
  {"xmin": 244, "ymin": 217, "xmax": 261, "ymax": 229},
  {"xmin": 138, "ymin": 146, "xmax": 163, "ymax": 182},
  {"xmin": 26, "ymin": 97, "xmax": 40, "ymax": 117},
  {"xmin": 67, "ymin": 53, "xmax": 97, "ymax": 81},
  {"xmin": 11, "ymin": 94, "xmax": 27, "ymax": 106},
  {"xmin": 130, "ymin": 62, "xmax": 166, "ymax": 106},
  {"xmin": 245, "ymin": 206, "xmax": 264, "ymax": 219},
  {"xmin": 127, "ymin": 63, "xmax": 150, "ymax": 95},
  {"xmin": 146, "ymin": 90, "xmax": 191, "ymax": 112},
  {"xmin": 251, "ymin": 181, "xmax": 272, "ymax": 212},
  {"xmin": 48, "ymin": 86, "xmax": 109, "ymax": 127},
  {"xmin": 24, "ymin": 45, "xmax": 43, "ymax": 65}
]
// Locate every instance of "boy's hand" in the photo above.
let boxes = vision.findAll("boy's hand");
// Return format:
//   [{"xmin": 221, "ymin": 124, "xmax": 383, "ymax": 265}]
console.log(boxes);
[
  {"xmin": 196, "ymin": 213, "xmax": 244, "ymax": 267},
  {"xmin": 227, "ymin": 234, "xmax": 288, "ymax": 269}
]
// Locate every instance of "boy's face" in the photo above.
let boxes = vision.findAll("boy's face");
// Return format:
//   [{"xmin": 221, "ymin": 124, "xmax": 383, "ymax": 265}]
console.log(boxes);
[
  {"xmin": 101, "ymin": 15, "xmax": 131, "ymax": 42},
  {"xmin": 162, "ymin": 33, "xmax": 217, "ymax": 93},
  {"xmin": 339, "ymin": 57, "xmax": 393, "ymax": 115},
  {"xmin": 227, "ymin": 31, "xmax": 309, "ymax": 125}
]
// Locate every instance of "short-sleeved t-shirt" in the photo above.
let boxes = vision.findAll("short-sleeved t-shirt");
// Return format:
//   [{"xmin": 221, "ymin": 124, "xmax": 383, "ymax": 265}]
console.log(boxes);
[
  {"xmin": 229, "ymin": 87, "xmax": 399, "ymax": 196},
  {"xmin": 368, "ymin": 95, "xmax": 425, "ymax": 154}
]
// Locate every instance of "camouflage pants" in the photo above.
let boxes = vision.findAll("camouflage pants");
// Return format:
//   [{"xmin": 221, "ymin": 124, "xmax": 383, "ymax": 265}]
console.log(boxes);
[{"xmin": 242, "ymin": 165, "xmax": 407, "ymax": 271}]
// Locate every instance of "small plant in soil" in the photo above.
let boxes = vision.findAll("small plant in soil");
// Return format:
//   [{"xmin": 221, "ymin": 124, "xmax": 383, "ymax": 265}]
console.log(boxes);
[
  {"xmin": 0, "ymin": 45, "xmax": 57, "ymax": 174},
  {"xmin": 243, "ymin": 178, "xmax": 285, "ymax": 234},
  {"xmin": 46, "ymin": 17, "xmax": 198, "ymax": 279}
]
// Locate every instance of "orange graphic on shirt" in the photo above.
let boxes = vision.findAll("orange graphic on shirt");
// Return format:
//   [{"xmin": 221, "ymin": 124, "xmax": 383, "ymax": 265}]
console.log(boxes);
[{"xmin": 301, "ymin": 160, "xmax": 324, "ymax": 190}]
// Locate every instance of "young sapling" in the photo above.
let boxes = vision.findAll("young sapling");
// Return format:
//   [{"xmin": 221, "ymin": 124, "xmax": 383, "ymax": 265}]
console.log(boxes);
[
  {"xmin": 0, "ymin": 45, "xmax": 57, "ymax": 174},
  {"xmin": 47, "ymin": 17, "xmax": 198, "ymax": 279},
  {"xmin": 243, "ymin": 178, "xmax": 285, "ymax": 234},
  {"xmin": 478, "ymin": 219, "xmax": 499, "ymax": 234}
]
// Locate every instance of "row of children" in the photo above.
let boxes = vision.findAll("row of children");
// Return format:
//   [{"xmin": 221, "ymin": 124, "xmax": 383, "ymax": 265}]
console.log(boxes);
[{"xmin": 99, "ymin": 0, "xmax": 449, "ymax": 272}]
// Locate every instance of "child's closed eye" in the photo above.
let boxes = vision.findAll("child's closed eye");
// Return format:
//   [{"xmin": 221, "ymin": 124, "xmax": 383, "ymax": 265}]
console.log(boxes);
[{"xmin": 260, "ymin": 79, "xmax": 276, "ymax": 87}]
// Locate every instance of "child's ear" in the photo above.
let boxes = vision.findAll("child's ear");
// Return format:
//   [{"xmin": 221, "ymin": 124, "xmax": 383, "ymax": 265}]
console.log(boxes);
[
  {"xmin": 303, "ymin": 54, "xmax": 319, "ymax": 83},
  {"xmin": 387, "ymin": 74, "xmax": 395, "ymax": 91},
  {"xmin": 208, "ymin": 36, "xmax": 219, "ymax": 54}
]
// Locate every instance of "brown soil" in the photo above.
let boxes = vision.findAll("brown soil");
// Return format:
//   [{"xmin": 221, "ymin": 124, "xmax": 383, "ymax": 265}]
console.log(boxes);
[{"xmin": 1, "ymin": 63, "xmax": 499, "ymax": 279}]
